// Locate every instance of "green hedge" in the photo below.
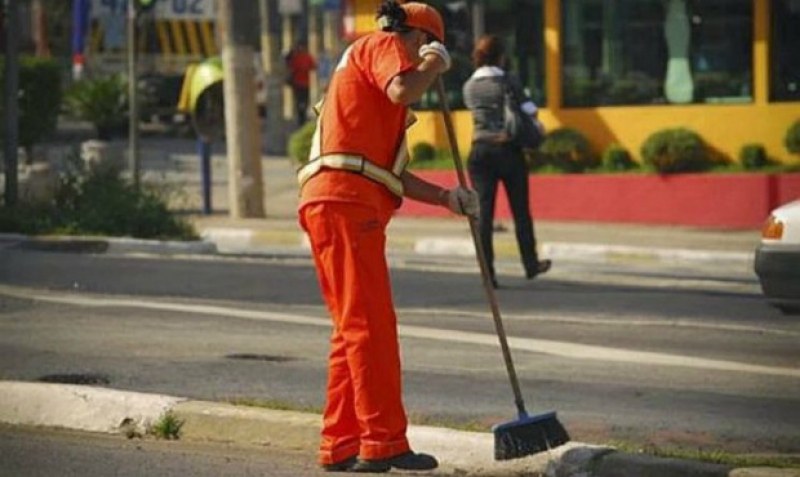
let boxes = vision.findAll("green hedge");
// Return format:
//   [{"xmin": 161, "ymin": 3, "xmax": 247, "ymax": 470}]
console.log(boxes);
[
  {"xmin": 785, "ymin": 119, "xmax": 800, "ymax": 155},
  {"xmin": 288, "ymin": 121, "xmax": 317, "ymax": 168},
  {"xmin": 64, "ymin": 74, "xmax": 128, "ymax": 140},
  {"xmin": 739, "ymin": 143, "xmax": 768, "ymax": 170},
  {"xmin": 0, "ymin": 155, "xmax": 196, "ymax": 240},
  {"xmin": 601, "ymin": 143, "xmax": 636, "ymax": 171},
  {"xmin": 0, "ymin": 56, "xmax": 63, "ymax": 154},
  {"xmin": 640, "ymin": 128, "xmax": 710, "ymax": 173},
  {"xmin": 535, "ymin": 128, "xmax": 597, "ymax": 172}
]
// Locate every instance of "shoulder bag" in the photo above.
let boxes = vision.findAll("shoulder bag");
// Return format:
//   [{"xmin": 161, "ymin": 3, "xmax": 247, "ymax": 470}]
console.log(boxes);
[{"xmin": 503, "ymin": 76, "xmax": 544, "ymax": 149}]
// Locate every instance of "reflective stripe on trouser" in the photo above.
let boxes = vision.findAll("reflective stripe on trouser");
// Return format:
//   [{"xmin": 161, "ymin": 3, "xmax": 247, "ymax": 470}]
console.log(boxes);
[{"xmin": 299, "ymin": 202, "xmax": 410, "ymax": 464}]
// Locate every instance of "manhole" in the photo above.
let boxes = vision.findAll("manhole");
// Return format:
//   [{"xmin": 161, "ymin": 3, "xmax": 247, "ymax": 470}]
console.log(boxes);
[
  {"xmin": 225, "ymin": 353, "xmax": 296, "ymax": 363},
  {"xmin": 37, "ymin": 373, "xmax": 111, "ymax": 385}
]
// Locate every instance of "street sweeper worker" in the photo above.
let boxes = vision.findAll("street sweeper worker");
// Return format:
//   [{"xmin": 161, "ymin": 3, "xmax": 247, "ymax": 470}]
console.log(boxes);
[{"xmin": 296, "ymin": 0, "xmax": 479, "ymax": 473}]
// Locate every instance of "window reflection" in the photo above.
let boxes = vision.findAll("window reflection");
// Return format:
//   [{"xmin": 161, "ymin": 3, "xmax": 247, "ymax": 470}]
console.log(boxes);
[
  {"xmin": 771, "ymin": 0, "xmax": 800, "ymax": 102},
  {"xmin": 415, "ymin": 0, "xmax": 545, "ymax": 110},
  {"xmin": 561, "ymin": 0, "xmax": 753, "ymax": 107}
]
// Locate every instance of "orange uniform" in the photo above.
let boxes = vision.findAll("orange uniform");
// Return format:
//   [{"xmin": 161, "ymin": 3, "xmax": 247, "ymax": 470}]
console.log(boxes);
[{"xmin": 298, "ymin": 31, "xmax": 416, "ymax": 465}]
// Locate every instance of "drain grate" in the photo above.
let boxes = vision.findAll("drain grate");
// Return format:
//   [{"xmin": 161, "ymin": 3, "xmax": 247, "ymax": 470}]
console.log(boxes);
[
  {"xmin": 225, "ymin": 353, "xmax": 296, "ymax": 363},
  {"xmin": 37, "ymin": 373, "xmax": 111, "ymax": 385}
]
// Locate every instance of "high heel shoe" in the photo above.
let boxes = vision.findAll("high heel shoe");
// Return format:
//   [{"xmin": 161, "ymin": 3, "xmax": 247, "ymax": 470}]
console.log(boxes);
[{"xmin": 526, "ymin": 259, "xmax": 551, "ymax": 279}]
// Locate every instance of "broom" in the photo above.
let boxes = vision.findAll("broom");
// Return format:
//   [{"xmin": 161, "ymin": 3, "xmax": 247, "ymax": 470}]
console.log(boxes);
[{"xmin": 434, "ymin": 77, "xmax": 570, "ymax": 460}]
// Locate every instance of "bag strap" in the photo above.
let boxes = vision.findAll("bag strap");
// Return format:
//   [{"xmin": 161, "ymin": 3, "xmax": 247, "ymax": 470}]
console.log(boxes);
[{"xmin": 502, "ymin": 74, "xmax": 525, "ymax": 108}]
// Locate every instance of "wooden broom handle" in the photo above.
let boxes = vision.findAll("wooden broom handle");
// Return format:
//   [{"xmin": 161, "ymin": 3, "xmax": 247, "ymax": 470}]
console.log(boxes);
[{"xmin": 434, "ymin": 76, "xmax": 528, "ymax": 416}]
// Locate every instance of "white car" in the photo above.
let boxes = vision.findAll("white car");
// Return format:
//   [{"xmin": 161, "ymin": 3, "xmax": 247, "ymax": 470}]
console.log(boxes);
[{"xmin": 754, "ymin": 199, "xmax": 800, "ymax": 314}]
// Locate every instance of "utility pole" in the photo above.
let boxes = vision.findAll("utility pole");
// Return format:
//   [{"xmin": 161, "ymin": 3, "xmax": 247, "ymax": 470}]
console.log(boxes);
[
  {"xmin": 3, "ymin": 0, "xmax": 19, "ymax": 206},
  {"xmin": 218, "ymin": 0, "xmax": 266, "ymax": 218}
]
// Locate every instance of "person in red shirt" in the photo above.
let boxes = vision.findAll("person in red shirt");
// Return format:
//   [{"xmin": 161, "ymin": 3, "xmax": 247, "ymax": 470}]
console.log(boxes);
[
  {"xmin": 297, "ymin": 1, "xmax": 479, "ymax": 473},
  {"xmin": 286, "ymin": 41, "xmax": 317, "ymax": 126}
]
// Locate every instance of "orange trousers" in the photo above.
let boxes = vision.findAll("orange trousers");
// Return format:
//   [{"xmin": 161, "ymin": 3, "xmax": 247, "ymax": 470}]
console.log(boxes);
[{"xmin": 300, "ymin": 201, "xmax": 410, "ymax": 465}]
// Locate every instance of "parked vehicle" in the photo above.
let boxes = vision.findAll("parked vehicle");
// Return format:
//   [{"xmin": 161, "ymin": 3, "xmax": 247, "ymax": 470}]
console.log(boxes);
[{"xmin": 754, "ymin": 199, "xmax": 800, "ymax": 315}]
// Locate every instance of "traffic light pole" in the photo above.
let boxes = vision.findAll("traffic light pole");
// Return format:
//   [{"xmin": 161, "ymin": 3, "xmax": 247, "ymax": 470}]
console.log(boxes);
[{"xmin": 127, "ymin": 0, "xmax": 140, "ymax": 188}]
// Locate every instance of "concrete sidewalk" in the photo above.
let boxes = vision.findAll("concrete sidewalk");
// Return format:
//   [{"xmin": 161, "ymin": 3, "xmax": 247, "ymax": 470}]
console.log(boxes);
[
  {"xmin": 1, "ymin": 381, "xmax": 795, "ymax": 477},
  {"xmin": 4, "ymin": 141, "xmax": 762, "ymax": 269},
  {"xmin": 167, "ymin": 151, "xmax": 761, "ymax": 270}
]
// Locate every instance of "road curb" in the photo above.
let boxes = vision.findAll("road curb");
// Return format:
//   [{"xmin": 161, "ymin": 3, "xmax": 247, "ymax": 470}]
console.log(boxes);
[
  {"xmin": 0, "ymin": 233, "xmax": 217, "ymax": 255},
  {"xmin": 2, "ymin": 227, "xmax": 752, "ymax": 268},
  {"xmin": 0, "ymin": 382, "xmax": 795, "ymax": 477},
  {"xmin": 0, "ymin": 381, "xmax": 183, "ymax": 435}
]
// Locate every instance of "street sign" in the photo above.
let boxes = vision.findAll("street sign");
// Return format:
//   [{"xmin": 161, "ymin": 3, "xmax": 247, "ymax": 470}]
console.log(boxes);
[{"xmin": 91, "ymin": 0, "xmax": 216, "ymax": 20}]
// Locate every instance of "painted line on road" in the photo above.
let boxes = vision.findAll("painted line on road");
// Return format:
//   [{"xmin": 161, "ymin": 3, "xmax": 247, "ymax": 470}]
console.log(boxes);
[
  {"xmin": 399, "ymin": 308, "xmax": 800, "ymax": 338},
  {"xmin": 2, "ymin": 286, "xmax": 798, "ymax": 379}
]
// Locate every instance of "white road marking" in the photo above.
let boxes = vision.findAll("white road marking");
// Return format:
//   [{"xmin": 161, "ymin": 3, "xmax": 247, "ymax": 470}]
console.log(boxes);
[
  {"xmin": 1, "ymin": 285, "xmax": 798, "ymax": 379},
  {"xmin": 399, "ymin": 308, "xmax": 800, "ymax": 337}
]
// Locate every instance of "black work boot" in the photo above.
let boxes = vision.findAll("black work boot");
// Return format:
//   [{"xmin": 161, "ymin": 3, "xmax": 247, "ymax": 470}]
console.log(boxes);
[
  {"xmin": 351, "ymin": 451, "xmax": 438, "ymax": 473},
  {"xmin": 321, "ymin": 455, "xmax": 357, "ymax": 472}
]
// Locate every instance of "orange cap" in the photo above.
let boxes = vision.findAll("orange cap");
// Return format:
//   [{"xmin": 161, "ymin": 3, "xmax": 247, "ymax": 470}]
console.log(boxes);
[{"xmin": 400, "ymin": 2, "xmax": 445, "ymax": 42}]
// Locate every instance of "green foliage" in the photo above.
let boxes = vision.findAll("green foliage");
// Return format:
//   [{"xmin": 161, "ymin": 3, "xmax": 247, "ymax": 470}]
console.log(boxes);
[
  {"xmin": 739, "ymin": 143, "xmax": 768, "ymax": 170},
  {"xmin": 411, "ymin": 142, "xmax": 436, "ymax": 162},
  {"xmin": 64, "ymin": 75, "xmax": 128, "ymax": 139},
  {"xmin": 149, "ymin": 412, "xmax": 184, "ymax": 440},
  {"xmin": 601, "ymin": 143, "xmax": 637, "ymax": 171},
  {"xmin": 785, "ymin": 119, "xmax": 800, "ymax": 154},
  {"xmin": 640, "ymin": 128, "xmax": 709, "ymax": 174},
  {"xmin": 536, "ymin": 128, "xmax": 597, "ymax": 173},
  {"xmin": 0, "ymin": 153, "xmax": 197, "ymax": 240},
  {"xmin": 0, "ymin": 56, "xmax": 63, "ymax": 152},
  {"xmin": 288, "ymin": 121, "xmax": 317, "ymax": 168}
]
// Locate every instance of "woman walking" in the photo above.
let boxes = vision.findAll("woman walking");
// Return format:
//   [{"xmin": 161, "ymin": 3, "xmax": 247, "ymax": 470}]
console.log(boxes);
[{"xmin": 463, "ymin": 34, "xmax": 551, "ymax": 288}]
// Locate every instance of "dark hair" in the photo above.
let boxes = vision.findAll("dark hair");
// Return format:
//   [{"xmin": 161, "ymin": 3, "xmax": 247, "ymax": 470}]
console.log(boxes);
[
  {"xmin": 472, "ymin": 35, "xmax": 505, "ymax": 68},
  {"xmin": 376, "ymin": 0, "xmax": 412, "ymax": 34}
]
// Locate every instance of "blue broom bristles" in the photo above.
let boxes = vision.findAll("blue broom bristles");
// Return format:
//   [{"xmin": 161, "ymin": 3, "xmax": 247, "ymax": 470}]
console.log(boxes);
[{"xmin": 493, "ymin": 411, "xmax": 570, "ymax": 461}]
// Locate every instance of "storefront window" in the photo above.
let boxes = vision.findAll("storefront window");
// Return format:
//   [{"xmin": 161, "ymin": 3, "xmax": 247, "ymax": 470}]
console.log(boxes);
[
  {"xmin": 415, "ymin": 0, "xmax": 545, "ymax": 110},
  {"xmin": 771, "ymin": 0, "xmax": 800, "ymax": 102},
  {"xmin": 561, "ymin": 0, "xmax": 752, "ymax": 107}
]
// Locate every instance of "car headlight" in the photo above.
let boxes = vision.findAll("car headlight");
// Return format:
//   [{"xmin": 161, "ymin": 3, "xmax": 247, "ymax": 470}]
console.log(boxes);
[{"xmin": 762, "ymin": 215, "xmax": 784, "ymax": 240}]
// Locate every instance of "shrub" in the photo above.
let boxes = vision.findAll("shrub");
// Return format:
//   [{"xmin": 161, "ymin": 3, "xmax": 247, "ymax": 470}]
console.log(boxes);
[
  {"xmin": 739, "ymin": 143, "xmax": 768, "ymax": 170},
  {"xmin": 640, "ymin": 128, "xmax": 709, "ymax": 173},
  {"xmin": 0, "ymin": 153, "xmax": 196, "ymax": 240},
  {"xmin": 601, "ymin": 143, "xmax": 636, "ymax": 171},
  {"xmin": 64, "ymin": 74, "xmax": 128, "ymax": 140},
  {"xmin": 0, "ymin": 56, "xmax": 63, "ymax": 160},
  {"xmin": 411, "ymin": 142, "xmax": 436, "ymax": 162},
  {"xmin": 287, "ymin": 121, "xmax": 317, "ymax": 168},
  {"xmin": 536, "ymin": 128, "xmax": 596, "ymax": 172},
  {"xmin": 785, "ymin": 120, "xmax": 800, "ymax": 154}
]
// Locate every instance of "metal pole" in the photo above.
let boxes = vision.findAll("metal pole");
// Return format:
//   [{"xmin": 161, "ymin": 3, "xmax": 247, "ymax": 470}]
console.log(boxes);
[
  {"xmin": 3, "ymin": 0, "xmax": 19, "ymax": 206},
  {"xmin": 259, "ymin": 0, "xmax": 275, "ymax": 75},
  {"xmin": 127, "ymin": 0, "xmax": 140, "ymax": 188},
  {"xmin": 198, "ymin": 139, "xmax": 212, "ymax": 215}
]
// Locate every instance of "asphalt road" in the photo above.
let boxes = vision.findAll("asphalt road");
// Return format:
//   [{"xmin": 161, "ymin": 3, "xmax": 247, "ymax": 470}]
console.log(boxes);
[
  {"xmin": 0, "ymin": 424, "xmax": 333, "ymax": 477},
  {"xmin": 0, "ymin": 248, "xmax": 798, "ymax": 455}
]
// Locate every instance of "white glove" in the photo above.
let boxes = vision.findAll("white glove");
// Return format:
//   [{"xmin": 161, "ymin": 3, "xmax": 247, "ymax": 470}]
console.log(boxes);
[
  {"xmin": 446, "ymin": 186, "xmax": 479, "ymax": 218},
  {"xmin": 419, "ymin": 41, "xmax": 451, "ymax": 72}
]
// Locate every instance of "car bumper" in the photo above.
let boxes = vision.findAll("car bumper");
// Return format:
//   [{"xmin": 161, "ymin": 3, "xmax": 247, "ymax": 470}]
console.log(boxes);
[{"xmin": 754, "ymin": 244, "xmax": 800, "ymax": 309}]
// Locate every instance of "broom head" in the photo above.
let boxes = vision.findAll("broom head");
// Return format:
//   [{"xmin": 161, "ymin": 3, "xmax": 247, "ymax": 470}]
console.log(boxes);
[{"xmin": 493, "ymin": 411, "xmax": 570, "ymax": 460}]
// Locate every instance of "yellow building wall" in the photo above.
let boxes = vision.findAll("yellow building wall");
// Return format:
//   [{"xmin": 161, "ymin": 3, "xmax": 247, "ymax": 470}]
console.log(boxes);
[
  {"xmin": 355, "ymin": 0, "xmax": 800, "ymax": 164},
  {"xmin": 408, "ymin": 105, "xmax": 800, "ymax": 164}
]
